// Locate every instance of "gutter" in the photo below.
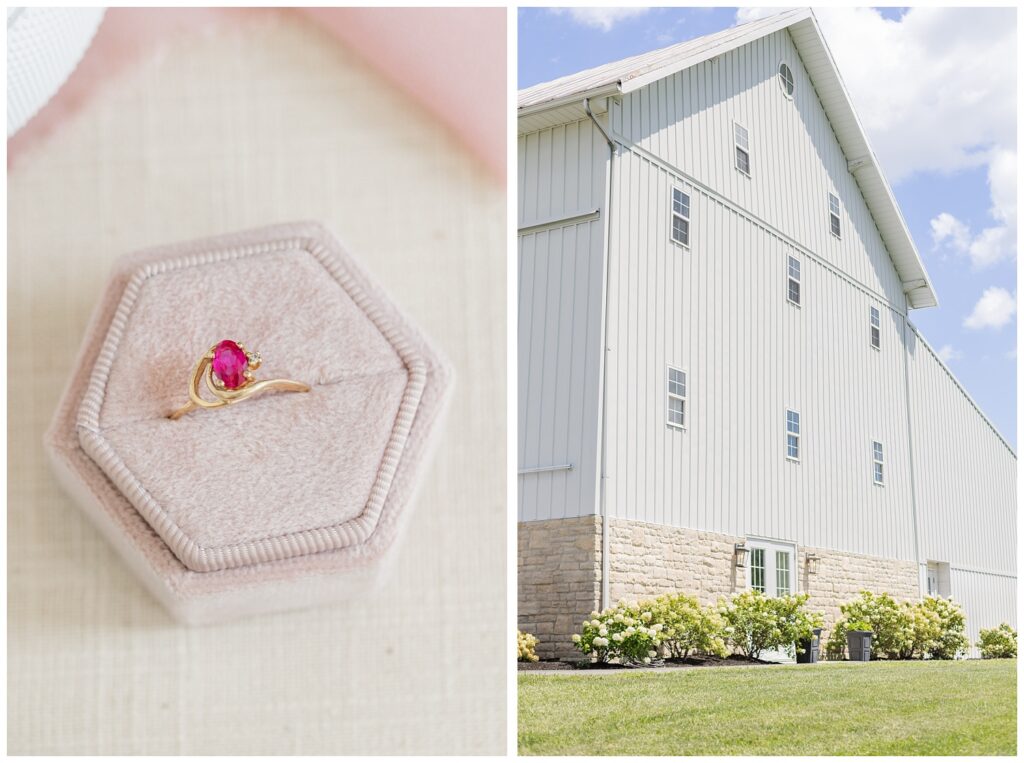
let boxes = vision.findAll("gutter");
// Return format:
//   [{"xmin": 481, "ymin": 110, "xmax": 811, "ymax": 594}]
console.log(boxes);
[
  {"xmin": 585, "ymin": 96, "xmax": 615, "ymax": 612},
  {"xmin": 517, "ymin": 83, "xmax": 621, "ymax": 120}
]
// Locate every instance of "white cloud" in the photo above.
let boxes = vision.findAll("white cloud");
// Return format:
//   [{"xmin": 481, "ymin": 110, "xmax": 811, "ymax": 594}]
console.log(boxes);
[
  {"xmin": 936, "ymin": 344, "xmax": 963, "ymax": 363},
  {"xmin": 964, "ymin": 287, "xmax": 1016, "ymax": 330},
  {"xmin": 549, "ymin": 7, "xmax": 649, "ymax": 32},
  {"xmin": 930, "ymin": 212, "xmax": 971, "ymax": 253},
  {"xmin": 930, "ymin": 149, "xmax": 1017, "ymax": 268}
]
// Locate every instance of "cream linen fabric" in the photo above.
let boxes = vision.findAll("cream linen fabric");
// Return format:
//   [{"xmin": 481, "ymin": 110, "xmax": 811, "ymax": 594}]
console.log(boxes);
[{"xmin": 8, "ymin": 14, "xmax": 505, "ymax": 755}]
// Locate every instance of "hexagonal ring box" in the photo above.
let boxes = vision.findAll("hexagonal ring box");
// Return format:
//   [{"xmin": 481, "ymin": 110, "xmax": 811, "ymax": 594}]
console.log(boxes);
[{"xmin": 45, "ymin": 222, "xmax": 452, "ymax": 623}]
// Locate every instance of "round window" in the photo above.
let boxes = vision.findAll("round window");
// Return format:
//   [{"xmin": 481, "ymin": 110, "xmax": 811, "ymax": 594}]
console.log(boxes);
[{"xmin": 778, "ymin": 62, "xmax": 794, "ymax": 97}]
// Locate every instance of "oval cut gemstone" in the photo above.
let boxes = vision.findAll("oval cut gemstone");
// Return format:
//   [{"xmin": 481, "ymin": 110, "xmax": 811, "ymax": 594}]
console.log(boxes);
[{"xmin": 211, "ymin": 339, "xmax": 249, "ymax": 389}]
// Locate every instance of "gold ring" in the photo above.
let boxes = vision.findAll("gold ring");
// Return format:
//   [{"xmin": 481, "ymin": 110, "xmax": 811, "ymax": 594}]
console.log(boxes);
[{"xmin": 168, "ymin": 339, "xmax": 310, "ymax": 420}]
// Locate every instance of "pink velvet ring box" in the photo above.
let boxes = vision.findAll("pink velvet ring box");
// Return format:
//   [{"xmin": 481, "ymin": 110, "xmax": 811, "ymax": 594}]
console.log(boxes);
[{"xmin": 44, "ymin": 222, "xmax": 453, "ymax": 623}]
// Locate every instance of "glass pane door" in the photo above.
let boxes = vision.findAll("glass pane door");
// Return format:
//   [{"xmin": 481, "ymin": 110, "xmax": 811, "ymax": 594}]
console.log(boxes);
[{"xmin": 747, "ymin": 539, "xmax": 796, "ymax": 597}]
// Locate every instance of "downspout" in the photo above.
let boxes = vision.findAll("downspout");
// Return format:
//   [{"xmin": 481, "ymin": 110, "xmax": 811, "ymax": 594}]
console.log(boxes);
[
  {"xmin": 900, "ymin": 317, "xmax": 924, "ymax": 597},
  {"xmin": 585, "ymin": 96, "xmax": 615, "ymax": 612}
]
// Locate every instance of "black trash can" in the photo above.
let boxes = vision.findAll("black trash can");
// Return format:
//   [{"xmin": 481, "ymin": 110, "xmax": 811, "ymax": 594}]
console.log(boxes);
[
  {"xmin": 846, "ymin": 630, "xmax": 873, "ymax": 661},
  {"xmin": 796, "ymin": 627, "xmax": 823, "ymax": 664}
]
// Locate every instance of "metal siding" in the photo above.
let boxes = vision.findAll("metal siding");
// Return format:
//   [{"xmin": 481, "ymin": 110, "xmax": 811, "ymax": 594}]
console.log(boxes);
[
  {"xmin": 517, "ymin": 121, "xmax": 607, "ymax": 521},
  {"xmin": 947, "ymin": 568, "xmax": 1017, "ymax": 657},
  {"xmin": 906, "ymin": 328, "xmax": 1017, "ymax": 575},
  {"xmin": 603, "ymin": 150, "xmax": 918, "ymax": 560},
  {"xmin": 616, "ymin": 29, "xmax": 907, "ymax": 312}
]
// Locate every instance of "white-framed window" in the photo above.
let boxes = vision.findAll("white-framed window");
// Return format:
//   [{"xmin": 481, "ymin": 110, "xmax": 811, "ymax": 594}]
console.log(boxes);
[
  {"xmin": 734, "ymin": 122, "xmax": 750, "ymax": 176},
  {"xmin": 750, "ymin": 547, "xmax": 766, "ymax": 593},
  {"xmin": 775, "ymin": 550, "xmax": 792, "ymax": 595},
  {"xmin": 828, "ymin": 192, "xmax": 842, "ymax": 238},
  {"xmin": 787, "ymin": 256, "xmax": 801, "ymax": 306},
  {"xmin": 870, "ymin": 306, "xmax": 881, "ymax": 349},
  {"xmin": 666, "ymin": 365, "xmax": 687, "ymax": 429},
  {"xmin": 671, "ymin": 187, "xmax": 690, "ymax": 247},
  {"xmin": 872, "ymin": 441, "xmax": 885, "ymax": 485},
  {"xmin": 778, "ymin": 62, "xmax": 795, "ymax": 98},
  {"xmin": 786, "ymin": 409, "xmax": 800, "ymax": 461}
]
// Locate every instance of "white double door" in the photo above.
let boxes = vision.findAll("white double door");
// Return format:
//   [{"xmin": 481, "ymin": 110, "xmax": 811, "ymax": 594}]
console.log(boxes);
[
  {"xmin": 746, "ymin": 538, "xmax": 799, "ymax": 662},
  {"xmin": 747, "ymin": 538, "xmax": 796, "ymax": 598}
]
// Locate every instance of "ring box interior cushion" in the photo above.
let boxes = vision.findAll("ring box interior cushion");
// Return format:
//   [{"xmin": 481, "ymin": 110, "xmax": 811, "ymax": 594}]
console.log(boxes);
[{"xmin": 45, "ymin": 223, "xmax": 452, "ymax": 621}]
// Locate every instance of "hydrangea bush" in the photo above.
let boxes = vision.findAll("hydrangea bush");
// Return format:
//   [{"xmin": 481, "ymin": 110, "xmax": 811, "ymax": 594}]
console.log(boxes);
[
  {"xmin": 717, "ymin": 591, "xmax": 821, "ymax": 660},
  {"xmin": 917, "ymin": 596, "xmax": 969, "ymax": 659},
  {"xmin": 517, "ymin": 630, "xmax": 539, "ymax": 662},
  {"xmin": 826, "ymin": 591, "xmax": 970, "ymax": 660},
  {"xmin": 646, "ymin": 593, "xmax": 727, "ymax": 659},
  {"xmin": 826, "ymin": 591, "xmax": 914, "ymax": 660},
  {"xmin": 571, "ymin": 600, "xmax": 663, "ymax": 664},
  {"xmin": 978, "ymin": 623, "xmax": 1017, "ymax": 659}
]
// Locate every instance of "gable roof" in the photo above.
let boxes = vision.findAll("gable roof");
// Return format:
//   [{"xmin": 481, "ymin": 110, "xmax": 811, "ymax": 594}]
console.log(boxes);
[{"xmin": 519, "ymin": 8, "xmax": 938, "ymax": 310}]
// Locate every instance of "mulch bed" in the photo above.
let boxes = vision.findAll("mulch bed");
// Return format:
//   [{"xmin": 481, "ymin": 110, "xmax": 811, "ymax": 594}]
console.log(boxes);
[{"xmin": 519, "ymin": 654, "xmax": 779, "ymax": 671}]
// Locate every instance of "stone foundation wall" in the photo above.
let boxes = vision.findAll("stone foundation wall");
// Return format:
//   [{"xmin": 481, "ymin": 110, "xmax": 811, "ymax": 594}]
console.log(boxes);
[
  {"xmin": 795, "ymin": 542, "xmax": 920, "ymax": 632},
  {"xmin": 608, "ymin": 518, "xmax": 921, "ymax": 636},
  {"xmin": 518, "ymin": 516, "xmax": 601, "ymax": 660},
  {"xmin": 518, "ymin": 516, "xmax": 921, "ymax": 660}
]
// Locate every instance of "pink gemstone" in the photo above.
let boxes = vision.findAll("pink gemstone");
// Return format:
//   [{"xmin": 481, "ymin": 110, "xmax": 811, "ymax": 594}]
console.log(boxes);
[{"xmin": 211, "ymin": 340, "xmax": 249, "ymax": 389}]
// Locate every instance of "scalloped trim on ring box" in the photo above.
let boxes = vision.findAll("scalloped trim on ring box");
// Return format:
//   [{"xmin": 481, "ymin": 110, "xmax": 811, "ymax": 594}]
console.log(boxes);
[{"xmin": 75, "ymin": 235, "xmax": 427, "ymax": 573}]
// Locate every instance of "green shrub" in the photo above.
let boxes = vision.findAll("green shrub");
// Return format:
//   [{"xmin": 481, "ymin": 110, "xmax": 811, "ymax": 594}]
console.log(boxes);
[
  {"xmin": 646, "ymin": 593, "xmax": 727, "ymax": 659},
  {"xmin": 978, "ymin": 623, "xmax": 1017, "ymax": 659},
  {"xmin": 918, "ymin": 596, "xmax": 969, "ymax": 659},
  {"xmin": 718, "ymin": 591, "xmax": 822, "ymax": 660},
  {"xmin": 572, "ymin": 600, "xmax": 662, "ymax": 664},
  {"xmin": 827, "ymin": 591, "xmax": 914, "ymax": 660},
  {"xmin": 828, "ymin": 591, "xmax": 970, "ymax": 660},
  {"xmin": 517, "ymin": 630, "xmax": 539, "ymax": 662}
]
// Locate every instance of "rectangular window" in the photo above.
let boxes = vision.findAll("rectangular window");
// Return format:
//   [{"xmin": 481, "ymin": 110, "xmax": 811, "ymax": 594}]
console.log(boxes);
[
  {"xmin": 872, "ymin": 441, "xmax": 885, "ymax": 485},
  {"xmin": 828, "ymin": 193, "xmax": 842, "ymax": 238},
  {"xmin": 671, "ymin": 187, "xmax": 690, "ymax": 247},
  {"xmin": 734, "ymin": 123, "xmax": 750, "ymax": 176},
  {"xmin": 750, "ymin": 548, "xmax": 766, "ymax": 593},
  {"xmin": 787, "ymin": 256, "xmax": 801, "ymax": 306},
  {"xmin": 667, "ymin": 366, "xmax": 687, "ymax": 429},
  {"xmin": 870, "ymin": 306, "xmax": 881, "ymax": 349},
  {"xmin": 786, "ymin": 409, "xmax": 800, "ymax": 461},
  {"xmin": 775, "ymin": 551, "xmax": 791, "ymax": 595}
]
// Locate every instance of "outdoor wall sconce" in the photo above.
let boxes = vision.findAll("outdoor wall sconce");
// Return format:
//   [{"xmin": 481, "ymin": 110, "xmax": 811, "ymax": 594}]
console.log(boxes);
[
  {"xmin": 733, "ymin": 543, "xmax": 748, "ymax": 568},
  {"xmin": 806, "ymin": 553, "xmax": 821, "ymax": 575}
]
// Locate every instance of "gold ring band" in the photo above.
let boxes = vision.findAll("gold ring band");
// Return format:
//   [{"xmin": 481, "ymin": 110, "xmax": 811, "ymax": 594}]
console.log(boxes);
[{"xmin": 168, "ymin": 339, "xmax": 310, "ymax": 420}]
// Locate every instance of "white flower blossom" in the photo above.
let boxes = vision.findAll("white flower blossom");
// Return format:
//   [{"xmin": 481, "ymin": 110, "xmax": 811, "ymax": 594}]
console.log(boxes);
[
  {"xmin": 641, "ymin": 611, "xmax": 652, "ymax": 622},
  {"xmin": 625, "ymin": 626, "xmax": 635, "ymax": 635},
  {"xmin": 648, "ymin": 650, "xmax": 658, "ymax": 658},
  {"xmin": 612, "ymin": 632, "xmax": 624, "ymax": 642},
  {"xmin": 572, "ymin": 634, "xmax": 582, "ymax": 643},
  {"xmin": 643, "ymin": 657, "xmax": 652, "ymax": 664},
  {"xmin": 599, "ymin": 628, "xmax": 608, "ymax": 637}
]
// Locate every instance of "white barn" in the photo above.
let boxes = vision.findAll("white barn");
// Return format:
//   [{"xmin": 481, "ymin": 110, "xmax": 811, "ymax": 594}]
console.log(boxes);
[{"xmin": 517, "ymin": 8, "xmax": 1016, "ymax": 659}]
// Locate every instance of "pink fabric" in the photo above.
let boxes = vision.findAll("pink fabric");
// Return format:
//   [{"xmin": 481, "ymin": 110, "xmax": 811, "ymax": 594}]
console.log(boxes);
[
  {"xmin": 8, "ymin": 8, "xmax": 505, "ymax": 180},
  {"xmin": 45, "ymin": 223, "xmax": 453, "ymax": 620}
]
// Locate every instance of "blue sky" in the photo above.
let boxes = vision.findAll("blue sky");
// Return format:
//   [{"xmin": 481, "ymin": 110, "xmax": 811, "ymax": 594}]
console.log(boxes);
[{"xmin": 519, "ymin": 7, "xmax": 1017, "ymax": 447}]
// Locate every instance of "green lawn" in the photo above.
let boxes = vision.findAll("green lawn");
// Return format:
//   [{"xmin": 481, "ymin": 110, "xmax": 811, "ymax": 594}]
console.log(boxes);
[{"xmin": 519, "ymin": 660, "xmax": 1017, "ymax": 755}]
